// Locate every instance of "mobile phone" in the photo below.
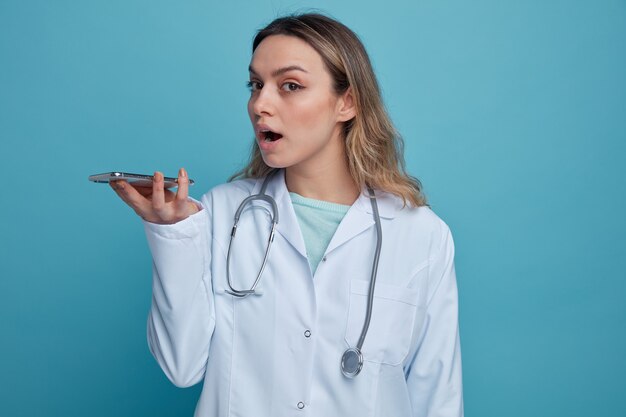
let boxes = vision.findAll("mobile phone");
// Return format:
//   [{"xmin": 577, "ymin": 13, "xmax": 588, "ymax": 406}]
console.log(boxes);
[{"xmin": 88, "ymin": 172, "xmax": 195, "ymax": 188}]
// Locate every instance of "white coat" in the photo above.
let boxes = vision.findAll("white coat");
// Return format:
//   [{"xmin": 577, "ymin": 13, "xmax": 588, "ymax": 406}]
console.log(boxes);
[{"xmin": 143, "ymin": 170, "xmax": 463, "ymax": 417}]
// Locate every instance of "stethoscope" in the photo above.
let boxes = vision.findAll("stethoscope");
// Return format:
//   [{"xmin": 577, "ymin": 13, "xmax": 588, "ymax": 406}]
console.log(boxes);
[{"xmin": 225, "ymin": 170, "xmax": 382, "ymax": 378}]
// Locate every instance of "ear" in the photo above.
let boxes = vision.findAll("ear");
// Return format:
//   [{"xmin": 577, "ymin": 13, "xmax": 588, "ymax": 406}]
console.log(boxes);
[{"xmin": 336, "ymin": 88, "xmax": 356, "ymax": 122}]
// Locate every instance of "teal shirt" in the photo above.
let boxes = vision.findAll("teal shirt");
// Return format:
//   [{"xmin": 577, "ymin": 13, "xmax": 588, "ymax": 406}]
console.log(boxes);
[{"xmin": 289, "ymin": 192, "xmax": 350, "ymax": 274}]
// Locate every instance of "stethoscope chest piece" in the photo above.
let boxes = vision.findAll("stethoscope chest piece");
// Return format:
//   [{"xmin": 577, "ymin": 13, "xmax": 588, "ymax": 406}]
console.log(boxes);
[{"xmin": 341, "ymin": 347, "xmax": 364, "ymax": 378}]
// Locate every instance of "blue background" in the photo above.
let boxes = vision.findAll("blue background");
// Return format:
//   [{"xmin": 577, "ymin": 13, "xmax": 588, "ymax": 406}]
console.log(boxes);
[{"xmin": 1, "ymin": 0, "xmax": 624, "ymax": 416}]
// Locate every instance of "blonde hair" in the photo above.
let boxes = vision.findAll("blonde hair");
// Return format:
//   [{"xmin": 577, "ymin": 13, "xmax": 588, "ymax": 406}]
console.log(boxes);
[{"xmin": 231, "ymin": 13, "xmax": 426, "ymax": 207}]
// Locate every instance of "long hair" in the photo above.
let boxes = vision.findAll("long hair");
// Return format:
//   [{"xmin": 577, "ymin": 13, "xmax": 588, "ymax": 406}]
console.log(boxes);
[{"xmin": 231, "ymin": 13, "xmax": 426, "ymax": 207}]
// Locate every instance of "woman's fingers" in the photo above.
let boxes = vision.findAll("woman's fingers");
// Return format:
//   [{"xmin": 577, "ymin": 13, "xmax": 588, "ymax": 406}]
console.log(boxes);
[
  {"xmin": 175, "ymin": 168, "xmax": 189, "ymax": 202},
  {"xmin": 175, "ymin": 168, "xmax": 200, "ymax": 218},
  {"xmin": 134, "ymin": 186, "xmax": 154, "ymax": 198},
  {"xmin": 110, "ymin": 169, "xmax": 196, "ymax": 224},
  {"xmin": 152, "ymin": 171, "xmax": 166, "ymax": 214},
  {"xmin": 110, "ymin": 180, "xmax": 153, "ymax": 217}
]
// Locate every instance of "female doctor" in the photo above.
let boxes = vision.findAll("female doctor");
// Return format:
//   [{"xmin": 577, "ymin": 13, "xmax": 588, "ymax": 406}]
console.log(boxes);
[{"xmin": 110, "ymin": 13, "xmax": 463, "ymax": 417}]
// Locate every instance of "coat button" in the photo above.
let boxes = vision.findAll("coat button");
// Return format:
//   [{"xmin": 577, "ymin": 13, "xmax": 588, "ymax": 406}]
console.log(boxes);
[
  {"xmin": 304, "ymin": 330, "xmax": 311, "ymax": 338},
  {"xmin": 297, "ymin": 402, "xmax": 305, "ymax": 409},
  {"xmin": 322, "ymin": 256, "xmax": 327, "ymax": 262}
]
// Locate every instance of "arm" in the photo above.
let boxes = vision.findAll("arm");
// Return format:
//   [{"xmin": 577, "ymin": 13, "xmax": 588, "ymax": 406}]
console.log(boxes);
[
  {"xmin": 109, "ymin": 169, "xmax": 215, "ymax": 386},
  {"xmin": 405, "ymin": 225, "xmax": 464, "ymax": 417},
  {"xmin": 144, "ymin": 199, "xmax": 216, "ymax": 388}
]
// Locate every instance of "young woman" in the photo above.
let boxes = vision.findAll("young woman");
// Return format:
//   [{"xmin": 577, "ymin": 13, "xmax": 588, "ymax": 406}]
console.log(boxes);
[{"xmin": 111, "ymin": 13, "xmax": 463, "ymax": 417}]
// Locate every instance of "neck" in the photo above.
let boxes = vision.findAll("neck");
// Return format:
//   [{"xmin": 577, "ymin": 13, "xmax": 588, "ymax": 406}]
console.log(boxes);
[{"xmin": 285, "ymin": 157, "xmax": 359, "ymax": 206}]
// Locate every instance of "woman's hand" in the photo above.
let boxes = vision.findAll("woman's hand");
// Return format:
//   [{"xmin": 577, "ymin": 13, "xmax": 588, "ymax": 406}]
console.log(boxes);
[{"xmin": 110, "ymin": 168, "xmax": 199, "ymax": 224}]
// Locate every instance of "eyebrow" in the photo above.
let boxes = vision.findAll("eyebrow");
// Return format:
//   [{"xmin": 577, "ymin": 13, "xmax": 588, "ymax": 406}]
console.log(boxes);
[{"xmin": 248, "ymin": 65, "xmax": 309, "ymax": 78}]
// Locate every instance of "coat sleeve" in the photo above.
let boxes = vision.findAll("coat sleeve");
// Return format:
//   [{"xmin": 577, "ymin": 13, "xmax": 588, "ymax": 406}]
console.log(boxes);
[
  {"xmin": 405, "ymin": 224, "xmax": 464, "ymax": 417},
  {"xmin": 143, "ymin": 196, "xmax": 216, "ymax": 388}
]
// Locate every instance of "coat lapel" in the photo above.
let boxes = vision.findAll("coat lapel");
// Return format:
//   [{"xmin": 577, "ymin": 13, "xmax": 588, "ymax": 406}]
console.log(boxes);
[
  {"xmin": 250, "ymin": 170, "xmax": 308, "ymax": 258},
  {"xmin": 249, "ymin": 170, "xmax": 401, "ymax": 260},
  {"xmin": 324, "ymin": 187, "xmax": 400, "ymax": 255},
  {"xmin": 324, "ymin": 203, "xmax": 374, "ymax": 255}
]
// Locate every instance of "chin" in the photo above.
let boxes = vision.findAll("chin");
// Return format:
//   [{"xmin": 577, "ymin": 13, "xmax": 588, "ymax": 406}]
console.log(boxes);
[{"xmin": 260, "ymin": 154, "xmax": 291, "ymax": 170}]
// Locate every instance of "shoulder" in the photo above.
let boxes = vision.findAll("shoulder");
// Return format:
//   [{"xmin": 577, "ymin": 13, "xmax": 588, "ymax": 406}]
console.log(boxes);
[
  {"xmin": 209, "ymin": 177, "xmax": 257, "ymax": 198},
  {"xmin": 382, "ymin": 192, "xmax": 453, "ymax": 259},
  {"xmin": 202, "ymin": 177, "xmax": 257, "ymax": 200},
  {"xmin": 401, "ymin": 204, "xmax": 450, "ymax": 236},
  {"xmin": 379, "ymin": 191, "xmax": 450, "ymax": 235},
  {"xmin": 196, "ymin": 178, "xmax": 258, "ymax": 211}
]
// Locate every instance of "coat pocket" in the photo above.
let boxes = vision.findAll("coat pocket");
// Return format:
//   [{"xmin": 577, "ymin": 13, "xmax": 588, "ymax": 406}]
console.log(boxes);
[{"xmin": 344, "ymin": 279, "xmax": 418, "ymax": 366}]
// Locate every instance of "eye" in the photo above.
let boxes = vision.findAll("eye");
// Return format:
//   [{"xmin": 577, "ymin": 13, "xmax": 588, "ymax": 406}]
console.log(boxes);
[
  {"xmin": 281, "ymin": 82, "xmax": 303, "ymax": 92},
  {"xmin": 246, "ymin": 80, "xmax": 263, "ymax": 92}
]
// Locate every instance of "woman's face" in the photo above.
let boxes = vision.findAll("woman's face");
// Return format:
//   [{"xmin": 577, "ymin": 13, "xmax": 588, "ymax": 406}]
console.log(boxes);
[{"xmin": 247, "ymin": 35, "xmax": 354, "ymax": 173}]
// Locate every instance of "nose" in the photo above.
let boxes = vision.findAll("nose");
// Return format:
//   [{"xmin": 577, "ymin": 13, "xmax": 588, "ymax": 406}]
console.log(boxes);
[{"xmin": 250, "ymin": 86, "xmax": 275, "ymax": 117}]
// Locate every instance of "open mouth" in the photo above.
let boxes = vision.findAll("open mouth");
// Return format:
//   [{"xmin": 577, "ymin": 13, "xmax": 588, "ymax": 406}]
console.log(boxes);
[{"xmin": 261, "ymin": 130, "xmax": 283, "ymax": 142}]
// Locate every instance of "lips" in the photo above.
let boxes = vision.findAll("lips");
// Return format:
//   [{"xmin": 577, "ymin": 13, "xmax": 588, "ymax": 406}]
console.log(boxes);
[{"xmin": 256, "ymin": 124, "xmax": 283, "ymax": 143}]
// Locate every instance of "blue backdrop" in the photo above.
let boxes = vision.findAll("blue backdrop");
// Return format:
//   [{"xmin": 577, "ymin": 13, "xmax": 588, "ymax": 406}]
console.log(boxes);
[{"xmin": 1, "ymin": 0, "xmax": 624, "ymax": 416}]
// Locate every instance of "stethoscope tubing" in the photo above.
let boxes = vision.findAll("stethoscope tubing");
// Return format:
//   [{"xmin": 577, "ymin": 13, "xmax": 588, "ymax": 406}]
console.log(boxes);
[
  {"xmin": 356, "ymin": 187, "xmax": 382, "ymax": 351},
  {"xmin": 225, "ymin": 170, "xmax": 382, "ymax": 378},
  {"xmin": 226, "ymin": 172, "xmax": 279, "ymax": 298}
]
